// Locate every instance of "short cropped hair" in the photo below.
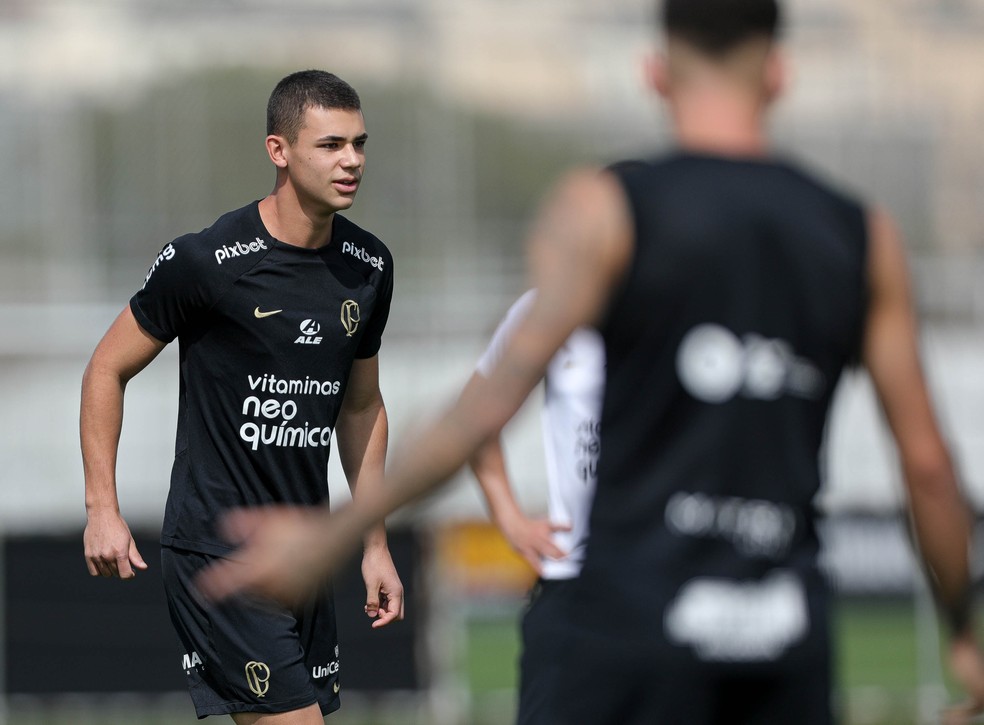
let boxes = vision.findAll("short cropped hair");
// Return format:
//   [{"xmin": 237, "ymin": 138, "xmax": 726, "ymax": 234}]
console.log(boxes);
[
  {"xmin": 266, "ymin": 70, "xmax": 362, "ymax": 143},
  {"xmin": 661, "ymin": 0, "xmax": 782, "ymax": 55}
]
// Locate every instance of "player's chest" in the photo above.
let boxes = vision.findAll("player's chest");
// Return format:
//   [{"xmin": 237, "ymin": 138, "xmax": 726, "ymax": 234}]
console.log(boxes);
[{"xmin": 203, "ymin": 266, "xmax": 377, "ymax": 356}]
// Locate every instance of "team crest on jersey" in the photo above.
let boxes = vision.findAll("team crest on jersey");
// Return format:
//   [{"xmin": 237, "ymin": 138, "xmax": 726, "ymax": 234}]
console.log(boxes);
[
  {"xmin": 340, "ymin": 300, "xmax": 360, "ymax": 337},
  {"xmin": 294, "ymin": 319, "xmax": 323, "ymax": 345}
]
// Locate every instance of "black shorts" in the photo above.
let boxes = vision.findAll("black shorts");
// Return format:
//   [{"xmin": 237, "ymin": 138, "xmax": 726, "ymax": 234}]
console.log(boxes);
[
  {"xmin": 516, "ymin": 578, "xmax": 576, "ymax": 725},
  {"xmin": 549, "ymin": 634, "xmax": 833, "ymax": 725},
  {"xmin": 161, "ymin": 545, "xmax": 341, "ymax": 719},
  {"xmin": 547, "ymin": 573, "xmax": 833, "ymax": 725}
]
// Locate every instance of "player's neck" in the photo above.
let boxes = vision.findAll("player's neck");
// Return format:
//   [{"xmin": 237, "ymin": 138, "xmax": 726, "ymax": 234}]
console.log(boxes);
[
  {"xmin": 258, "ymin": 193, "xmax": 335, "ymax": 250},
  {"xmin": 670, "ymin": 89, "xmax": 770, "ymax": 158}
]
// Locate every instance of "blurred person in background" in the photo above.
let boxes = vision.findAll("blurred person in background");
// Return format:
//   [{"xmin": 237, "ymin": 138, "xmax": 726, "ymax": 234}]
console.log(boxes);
[
  {"xmin": 199, "ymin": 2, "xmax": 984, "ymax": 723},
  {"xmin": 81, "ymin": 69, "xmax": 403, "ymax": 724},
  {"xmin": 468, "ymin": 288, "xmax": 604, "ymax": 724}
]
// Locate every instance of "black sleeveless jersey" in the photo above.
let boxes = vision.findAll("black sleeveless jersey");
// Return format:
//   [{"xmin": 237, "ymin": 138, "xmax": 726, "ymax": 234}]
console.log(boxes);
[
  {"xmin": 130, "ymin": 201, "xmax": 393, "ymax": 556},
  {"xmin": 581, "ymin": 152, "xmax": 867, "ymax": 647}
]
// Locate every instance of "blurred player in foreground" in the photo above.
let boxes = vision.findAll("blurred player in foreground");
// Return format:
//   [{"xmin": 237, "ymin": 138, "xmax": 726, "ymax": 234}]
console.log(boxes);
[
  {"xmin": 199, "ymin": 2, "xmax": 984, "ymax": 723},
  {"xmin": 469, "ymin": 289, "xmax": 604, "ymax": 723},
  {"xmin": 81, "ymin": 70, "xmax": 402, "ymax": 723}
]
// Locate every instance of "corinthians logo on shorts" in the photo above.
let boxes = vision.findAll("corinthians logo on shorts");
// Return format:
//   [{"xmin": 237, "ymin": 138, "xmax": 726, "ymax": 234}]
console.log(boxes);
[
  {"xmin": 340, "ymin": 300, "xmax": 360, "ymax": 337},
  {"xmin": 244, "ymin": 660, "xmax": 271, "ymax": 698}
]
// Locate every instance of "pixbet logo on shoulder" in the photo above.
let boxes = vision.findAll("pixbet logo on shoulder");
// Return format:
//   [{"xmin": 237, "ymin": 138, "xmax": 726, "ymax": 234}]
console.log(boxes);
[
  {"xmin": 342, "ymin": 241, "xmax": 384, "ymax": 270},
  {"xmin": 215, "ymin": 237, "xmax": 267, "ymax": 265}
]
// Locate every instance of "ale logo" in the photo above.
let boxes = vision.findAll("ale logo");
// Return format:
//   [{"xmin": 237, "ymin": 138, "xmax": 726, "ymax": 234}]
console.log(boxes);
[
  {"xmin": 245, "ymin": 660, "xmax": 271, "ymax": 698},
  {"xmin": 295, "ymin": 319, "xmax": 323, "ymax": 345},
  {"xmin": 340, "ymin": 300, "xmax": 360, "ymax": 337}
]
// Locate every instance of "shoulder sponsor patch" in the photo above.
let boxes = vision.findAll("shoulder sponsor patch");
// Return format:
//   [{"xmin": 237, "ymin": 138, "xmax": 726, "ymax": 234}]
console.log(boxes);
[
  {"xmin": 143, "ymin": 243, "xmax": 176, "ymax": 288},
  {"xmin": 341, "ymin": 240, "xmax": 384, "ymax": 270},
  {"xmin": 215, "ymin": 237, "xmax": 268, "ymax": 265}
]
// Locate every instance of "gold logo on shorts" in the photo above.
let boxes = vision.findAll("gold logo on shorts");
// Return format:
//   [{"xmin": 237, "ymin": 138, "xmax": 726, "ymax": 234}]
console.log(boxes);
[
  {"xmin": 245, "ymin": 660, "xmax": 271, "ymax": 698},
  {"xmin": 340, "ymin": 300, "xmax": 360, "ymax": 337},
  {"xmin": 333, "ymin": 681, "xmax": 340, "ymax": 694}
]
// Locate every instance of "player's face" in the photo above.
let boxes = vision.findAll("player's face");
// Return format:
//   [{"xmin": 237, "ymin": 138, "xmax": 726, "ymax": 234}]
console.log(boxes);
[{"xmin": 286, "ymin": 106, "xmax": 367, "ymax": 214}]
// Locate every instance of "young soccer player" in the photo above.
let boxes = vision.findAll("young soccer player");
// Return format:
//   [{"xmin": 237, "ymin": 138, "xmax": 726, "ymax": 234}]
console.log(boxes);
[{"xmin": 81, "ymin": 70, "xmax": 403, "ymax": 723}]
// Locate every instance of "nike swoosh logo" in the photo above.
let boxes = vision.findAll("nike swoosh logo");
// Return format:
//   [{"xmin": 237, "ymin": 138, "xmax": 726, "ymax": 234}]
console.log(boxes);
[{"xmin": 254, "ymin": 307, "xmax": 283, "ymax": 318}]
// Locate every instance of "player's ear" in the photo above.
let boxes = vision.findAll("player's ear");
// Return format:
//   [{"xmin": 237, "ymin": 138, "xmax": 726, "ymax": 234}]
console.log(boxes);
[
  {"xmin": 643, "ymin": 52, "xmax": 671, "ymax": 99},
  {"xmin": 763, "ymin": 47, "xmax": 787, "ymax": 104},
  {"xmin": 265, "ymin": 135, "xmax": 289, "ymax": 169}
]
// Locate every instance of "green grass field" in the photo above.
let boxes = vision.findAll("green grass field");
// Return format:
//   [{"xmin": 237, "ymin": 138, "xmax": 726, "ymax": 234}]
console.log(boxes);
[{"xmin": 4, "ymin": 598, "xmax": 958, "ymax": 725}]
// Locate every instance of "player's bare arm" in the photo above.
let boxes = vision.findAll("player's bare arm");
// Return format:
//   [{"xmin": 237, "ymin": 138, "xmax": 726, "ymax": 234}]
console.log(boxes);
[
  {"xmin": 467, "ymin": 387, "xmax": 570, "ymax": 576},
  {"xmin": 335, "ymin": 354, "xmax": 405, "ymax": 628},
  {"xmin": 197, "ymin": 167, "xmax": 632, "ymax": 604},
  {"xmin": 81, "ymin": 305, "xmax": 166, "ymax": 579},
  {"xmin": 861, "ymin": 207, "xmax": 984, "ymax": 719}
]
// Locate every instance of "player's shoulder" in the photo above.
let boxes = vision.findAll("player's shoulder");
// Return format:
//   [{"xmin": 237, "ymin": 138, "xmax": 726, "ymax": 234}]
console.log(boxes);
[
  {"xmin": 769, "ymin": 156, "xmax": 868, "ymax": 214},
  {"xmin": 606, "ymin": 152, "xmax": 679, "ymax": 178},
  {"xmin": 165, "ymin": 202, "xmax": 272, "ymax": 266},
  {"xmin": 165, "ymin": 201, "xmax": 272, "ymax": 273},
  {"xmin": 332, "ymin": 214, "xmax": 394, "ymax": 277},
  {"xmin": 601, "ymin": 154, "xmax": 688, "ymax": 204},
  {"xmin": 505, "ymin": 289, "xmax": 538, "ymax": 321}
]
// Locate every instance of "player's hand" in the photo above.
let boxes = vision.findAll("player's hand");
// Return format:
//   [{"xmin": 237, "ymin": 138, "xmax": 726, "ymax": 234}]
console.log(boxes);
[
  {"xmin": 498, "ymin": 514, "xmax": 570, "ymax": 576},
  {"xmin": 196, "ymin": 505, "xmax": 360, "ymax": 606},
  {"xmin": 361, "ymin": 544, "xmax": 405, "ymax": 629},
  {"xmin": 83, "ymin": 508, "xmax": 148, "ymax": 579},
  {"xmin": 943, "ymin": 632, "xmax": 984, "ymax": 725}
]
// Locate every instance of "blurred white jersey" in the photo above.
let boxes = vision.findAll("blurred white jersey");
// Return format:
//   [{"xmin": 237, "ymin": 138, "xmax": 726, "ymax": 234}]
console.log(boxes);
[{"xmin": 476, "ymin": 290, "xmax": 605, "ymax": 580}]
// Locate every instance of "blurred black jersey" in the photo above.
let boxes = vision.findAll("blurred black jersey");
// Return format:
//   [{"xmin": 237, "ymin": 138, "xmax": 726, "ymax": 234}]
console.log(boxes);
[{"xmin": 581, "ymin": 152, "xmax": 867, "ymax": 654}]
